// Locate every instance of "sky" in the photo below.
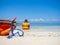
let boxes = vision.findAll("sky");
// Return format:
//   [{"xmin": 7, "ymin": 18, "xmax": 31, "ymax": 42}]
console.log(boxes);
[{"xmin": 0, "ymin": 0, "xmax": 60, "ymax": 22}]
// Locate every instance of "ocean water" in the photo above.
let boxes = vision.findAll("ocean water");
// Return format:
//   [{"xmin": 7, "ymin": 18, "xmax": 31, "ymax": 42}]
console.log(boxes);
[{"xmin": 16, "ymin": 23, "xmax": 60, "ymax": 31}]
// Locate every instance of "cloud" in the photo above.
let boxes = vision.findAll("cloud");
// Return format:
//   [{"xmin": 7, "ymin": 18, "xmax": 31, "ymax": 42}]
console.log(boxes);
[
  {"xmin": 17, "ymin": 18, "xmax": 60, "ymax": 22},
  {"xmin": 30, "ymin": 18, "xmax": 46, "ymax": 22},
  {"xmin": 51, "ymin": 19, "xmax": 60, "ymax": 21},
  {"xmin": 39, "ymin": 18, "xmax": 45, "ymax": 22},
  {"xmin": 29, "ymin": 18, "xmax": 60, "ymax": 22}
]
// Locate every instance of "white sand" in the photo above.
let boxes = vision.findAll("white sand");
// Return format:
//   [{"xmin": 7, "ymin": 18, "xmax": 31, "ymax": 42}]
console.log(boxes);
[{"xmin": 0, "ymin": 30, "xmax": 60, "ymax": 45}]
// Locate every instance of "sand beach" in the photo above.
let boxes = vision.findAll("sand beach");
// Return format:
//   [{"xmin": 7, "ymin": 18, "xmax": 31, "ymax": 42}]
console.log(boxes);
[{"xmin": 0, "ymin": 28, "xmax": 60, "ymax": 45}]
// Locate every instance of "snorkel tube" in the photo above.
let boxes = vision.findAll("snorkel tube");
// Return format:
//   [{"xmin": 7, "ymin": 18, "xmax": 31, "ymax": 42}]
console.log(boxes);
[{"xmin": 7, "ymin": 17, "xmax": 24, "ymax": 39}]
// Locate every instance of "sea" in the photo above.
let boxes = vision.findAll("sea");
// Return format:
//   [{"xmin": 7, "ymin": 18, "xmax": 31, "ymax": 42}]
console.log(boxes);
[{"xmin": 16, "ymin": 22, "xmax": 60, "ymax": 32}]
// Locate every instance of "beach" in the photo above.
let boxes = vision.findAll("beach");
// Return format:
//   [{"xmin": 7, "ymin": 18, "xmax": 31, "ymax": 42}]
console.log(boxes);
[
  {"xmin": 0, "ymin": 28, "xmax": 60, "ymax": 45},
  {"xmin": 0, "ymin": 0, "xmax": 60, "ymax": 45},
  {"xmin": 0, "ymin": 24, "xmax": 60, "ymax": 45}
]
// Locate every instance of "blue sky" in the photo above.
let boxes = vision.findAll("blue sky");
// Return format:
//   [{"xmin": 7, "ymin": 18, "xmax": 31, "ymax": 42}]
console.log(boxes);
[{"xmin": 0, "ymin": 0, "xmax": 60, "ymax": 22}]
